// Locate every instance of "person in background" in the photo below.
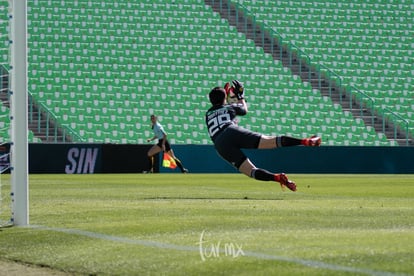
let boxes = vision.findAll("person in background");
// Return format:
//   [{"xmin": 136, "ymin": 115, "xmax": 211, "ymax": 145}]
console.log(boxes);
[{"xmin": 146, "ymin": 114, "xmax": 188, "ymax": 173}]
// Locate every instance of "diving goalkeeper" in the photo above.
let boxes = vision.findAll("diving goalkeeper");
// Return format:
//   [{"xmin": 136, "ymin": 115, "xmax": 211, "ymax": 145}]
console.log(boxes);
[{"xmin": 205, "ymin": 80, "xmax": 321, "ymax": 191}]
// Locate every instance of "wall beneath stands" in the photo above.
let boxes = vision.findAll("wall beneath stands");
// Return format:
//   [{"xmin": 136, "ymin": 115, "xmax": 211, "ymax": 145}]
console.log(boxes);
[
  {"xmin": 161, "ymin": 145, "xmax": 414, "ymax": 174},
  {"xmin": 29, "ymin": 143, "xmax": 156, "ymax": 174},
  {"xmin": 27, "ymin": 144, "xmax": 414, "ymax": 174}
]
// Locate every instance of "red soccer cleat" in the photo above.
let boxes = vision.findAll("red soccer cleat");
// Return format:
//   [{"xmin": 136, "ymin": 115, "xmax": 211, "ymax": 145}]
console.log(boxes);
[
  {"xmin": 302, "ymin": 135, "xmax": 322, "ymax": 147},
  {"xmin": 277, "ymin": 173, "xmax": 297, "ymax": 192}
]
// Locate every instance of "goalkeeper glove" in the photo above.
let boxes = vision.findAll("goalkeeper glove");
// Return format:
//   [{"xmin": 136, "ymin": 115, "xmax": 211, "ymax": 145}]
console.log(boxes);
[
  {"xmin": 224, "ymin": 82, "xmax": 234, "ymax": 96},
  {"xmin": 232, "ymin": 80, "xmax": 244, "ymax": 100}
]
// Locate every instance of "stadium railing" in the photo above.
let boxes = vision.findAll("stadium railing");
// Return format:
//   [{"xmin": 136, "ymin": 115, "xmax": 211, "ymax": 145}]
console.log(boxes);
[
  {"xmin": 28, "ymin": 91, "xmax": 84, "ymax": 143},
  {"xmin": 381, "ymin": 108, "xmax": 409, "ymax": 144}
]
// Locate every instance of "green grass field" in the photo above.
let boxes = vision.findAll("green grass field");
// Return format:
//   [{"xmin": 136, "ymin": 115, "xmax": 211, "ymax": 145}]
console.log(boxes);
[{"xmin": 0, "ymin": 174, "xmax": 413, "ymax": 275}]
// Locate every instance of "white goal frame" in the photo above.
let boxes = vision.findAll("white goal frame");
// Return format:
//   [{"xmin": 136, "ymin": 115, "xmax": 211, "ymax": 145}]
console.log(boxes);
[{"xmin": 10, "ymin": 0, "xmax": 28, "ymax": 226}]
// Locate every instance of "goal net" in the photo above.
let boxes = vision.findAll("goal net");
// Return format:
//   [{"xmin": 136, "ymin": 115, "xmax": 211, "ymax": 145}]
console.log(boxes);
[
  {"xmin": 0, "ymin": 0, "xmax": 24, "ymax": 227},
  {"xmin": 0, "ymin": 143, "xmax": 11, "ymax": 227},
  {"xmin": 0, "ymin": 0, "xmax": 12, "ymax": 224},
  {"xmin": 0, "ymin": 0, "xmax": 12, "ymax": 227}
]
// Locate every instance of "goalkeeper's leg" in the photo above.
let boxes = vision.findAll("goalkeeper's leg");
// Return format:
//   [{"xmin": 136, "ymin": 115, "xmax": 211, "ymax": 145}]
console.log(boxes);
[
  {"xmin": 238, "ymin": 158, "xmax": 296, "ymax": 191},
  {"xmin": 258, "ymin": 135, "xmax": 321, "ymax": 148}
]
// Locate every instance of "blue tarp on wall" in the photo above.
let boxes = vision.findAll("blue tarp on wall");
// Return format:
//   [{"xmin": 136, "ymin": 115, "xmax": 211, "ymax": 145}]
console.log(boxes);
[
  {"xmin": 28, "ymin": 143, "xmax": 414, "ymax": 174},
  {"xmin": 160, "ymin": 145, "xmax": 414, "ymax": 174}
]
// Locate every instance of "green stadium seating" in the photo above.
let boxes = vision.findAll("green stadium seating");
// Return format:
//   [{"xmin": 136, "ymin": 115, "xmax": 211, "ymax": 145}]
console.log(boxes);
[
  {"xmin": 22, "ymin": 0, "xmax": 413, "ymax": 145},
  {"xmin": 233, "ymin": 0, "xmax": 413, "ymax": 139}
]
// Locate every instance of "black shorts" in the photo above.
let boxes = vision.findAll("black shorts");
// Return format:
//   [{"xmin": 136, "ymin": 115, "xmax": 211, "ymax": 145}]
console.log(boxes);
[
  {"xmin": 213, "ymin": 124, "xmax": 261, "ymax": 169},
  {"xmin": 157, "ymin": 139, "xmax": 172, "ymax": 152}
]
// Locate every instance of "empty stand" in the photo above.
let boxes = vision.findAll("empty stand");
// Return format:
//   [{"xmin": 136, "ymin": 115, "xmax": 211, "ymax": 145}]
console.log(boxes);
[
  {"xmin": 24, "ymin": 0, "xmax": 412, "ymax": 145},
  {"xmin": 233, "ymin": 0, "xmax": 413, "ymax": 143}
]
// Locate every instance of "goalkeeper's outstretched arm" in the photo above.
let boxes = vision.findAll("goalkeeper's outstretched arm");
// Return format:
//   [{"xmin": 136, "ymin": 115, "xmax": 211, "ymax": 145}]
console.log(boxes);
[
  {"xmin": 232, "ymin": 80, "xmax": 248, "ymax": 112},
  {"xmin": 237, "ymin": 98, "xmax": 248, "ymax": 113}
]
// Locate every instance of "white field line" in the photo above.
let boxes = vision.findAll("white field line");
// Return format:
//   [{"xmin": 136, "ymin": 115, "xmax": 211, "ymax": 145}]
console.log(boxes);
[{"xmin": 28, "ymin": 225, "xmax": 409, "ymax": 276}]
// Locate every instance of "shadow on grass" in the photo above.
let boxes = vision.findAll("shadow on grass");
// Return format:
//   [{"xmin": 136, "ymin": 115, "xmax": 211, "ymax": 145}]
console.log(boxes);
[{"xmin": 141, "ymin": 196, "xmax": 285, "ymax": 201}]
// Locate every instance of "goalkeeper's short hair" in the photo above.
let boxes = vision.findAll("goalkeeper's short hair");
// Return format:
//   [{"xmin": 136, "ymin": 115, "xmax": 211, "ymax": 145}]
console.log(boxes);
[{"xmin": 209, "ymin": 87, "xmax": 226, "ymax": 106}]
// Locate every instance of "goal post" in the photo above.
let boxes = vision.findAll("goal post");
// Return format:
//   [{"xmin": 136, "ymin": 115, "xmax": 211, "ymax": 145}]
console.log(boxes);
[{"xmin": 10, "ymin": 0, "xmax": 28, "ymax": 226}]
